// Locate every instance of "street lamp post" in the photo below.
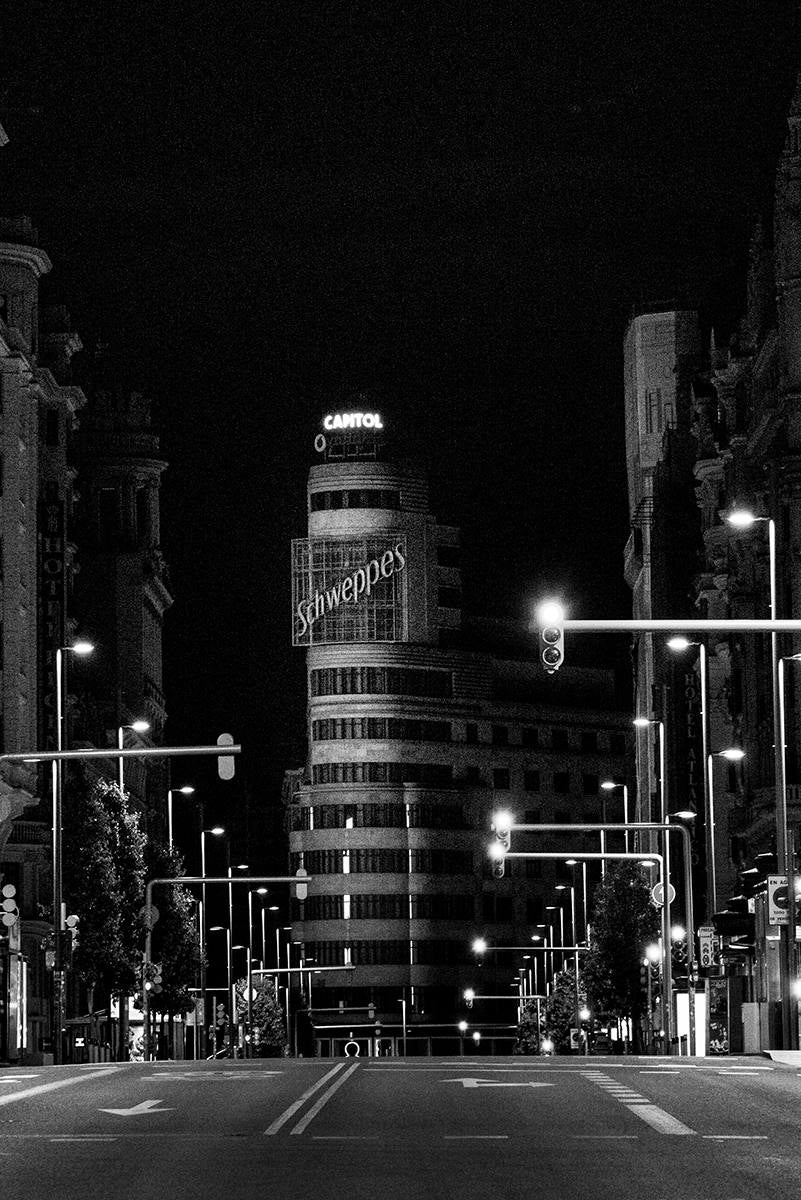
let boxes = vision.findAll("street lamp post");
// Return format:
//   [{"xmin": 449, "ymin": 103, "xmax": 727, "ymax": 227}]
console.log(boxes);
[
  {"xmin": 556, "ymin": 883, "xmax": 581, "ymax": 1041},
  {"xmin": 166, "ymin": 784, "xmax": 194, "ymax": 852},
  {"xmin": 248, "ymin": 888, "xmax": 269, "ymax": 1058},
  {"xmin": 727, "ymin": 509, "xmax": 793, "ymax": 1048},
  {"xmin": 53, "ymin": 639, "xmax": 94, "ymax": 1065},
  {"xmin": 667, "ymin": 639, "xmax": 710, "ymax": 912},
  {"xmin": 209, "ymin": 926, "xmax": 231, "ymax": 1055},
  {"xmin": 200, "ymin": 826, "xmax": 224, "ymax": 1058},
  {"xmin": 116, "ymin": 720, "xmax": 150, "ymax": 794},
  {"xmin": 565, "ymin": 859, "xmax": 588, "ymax": 937},
  {"xmin": 633, "ymin": 716, "xmax": 673, "ymax": 1053},
  {"xmin": 600, "ymin": 780, "xmax": 631, "ymax": 854}
]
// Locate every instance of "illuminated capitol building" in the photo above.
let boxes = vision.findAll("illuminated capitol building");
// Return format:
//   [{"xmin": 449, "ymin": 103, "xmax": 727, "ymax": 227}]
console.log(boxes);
[{"xmin": 287, "ymin": 411, "xmax": 632, "ymax": 1053}]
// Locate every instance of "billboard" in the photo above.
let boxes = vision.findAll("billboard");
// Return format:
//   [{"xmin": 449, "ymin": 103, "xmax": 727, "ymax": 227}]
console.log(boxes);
[{"xmin": 292, "ymin": 536, "xmax": 407, "ymax": 647}]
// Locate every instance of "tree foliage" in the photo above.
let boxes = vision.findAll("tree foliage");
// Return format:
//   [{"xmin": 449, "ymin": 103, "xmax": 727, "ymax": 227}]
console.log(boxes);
[
  {"xmin": 146, "ymin": 841, "xmax": 202, "ymax": 1017},
  {"xmin": 582, "ymin": 862, "xmax": 660, "ymax": 1032},
  {"xmin": 514, "ymin": 998, "xmax": 543, "ymax": 1054},
  {"xmin": 235, "ymin": 977, "xmax": 287, "ymax": 1057},
  {"xmin": 62, "ymin": 774, "xmax": 146, "ymax": 997},
  {"xmin": 543, "ymin": 968, "xmax": 586, "ymax": 1053}
]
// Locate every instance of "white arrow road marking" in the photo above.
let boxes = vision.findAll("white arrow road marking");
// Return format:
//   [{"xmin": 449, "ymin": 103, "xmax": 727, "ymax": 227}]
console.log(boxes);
[
  {"xmin": 441, "ymin": 1078, "xmax": 554, "ymax": 1089},
  {"xmin": 98, "ymin": 1100, "xmax": 175, "ymax": 1116}
]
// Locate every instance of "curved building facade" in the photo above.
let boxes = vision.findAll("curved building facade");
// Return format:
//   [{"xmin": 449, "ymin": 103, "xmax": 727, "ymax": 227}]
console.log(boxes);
[{"xmin": 288, "ymin": 413, "xmax": 632, "ymax": 1049}]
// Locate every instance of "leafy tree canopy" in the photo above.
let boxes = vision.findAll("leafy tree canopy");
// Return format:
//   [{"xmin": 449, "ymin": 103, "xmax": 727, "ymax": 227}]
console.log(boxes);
[{"xmin": 582, "ymin": 862, "xmax": 660, "ymax": 1027}]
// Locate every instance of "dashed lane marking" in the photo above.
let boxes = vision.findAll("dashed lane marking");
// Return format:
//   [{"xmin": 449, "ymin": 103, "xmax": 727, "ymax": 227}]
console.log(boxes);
[{"xmin": 582, "ymin": 1070, "xmax": 696, "ymax": 1136}]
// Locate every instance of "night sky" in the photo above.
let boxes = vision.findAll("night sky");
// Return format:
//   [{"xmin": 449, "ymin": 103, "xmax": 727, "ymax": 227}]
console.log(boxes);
[{"xmin": 3, "ymin": 4, "xmax": 800, "ymax": 867}]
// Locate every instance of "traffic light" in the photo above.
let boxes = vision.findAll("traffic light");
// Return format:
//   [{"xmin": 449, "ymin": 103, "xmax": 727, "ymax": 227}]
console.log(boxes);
[
  {"xmin": 488, "ymin": 840, "xmax": 506, "ymax": 879},
  {"xmin": 152, "ymin": 962, "xmax": 163, "ymax": 995},
  {"xmin": 65, "ymin": 913, "xmax": 80, "ymax": 957},
  {"xmin": 536, "ymin": 601, "xmax": 565, "ymax": 674}
]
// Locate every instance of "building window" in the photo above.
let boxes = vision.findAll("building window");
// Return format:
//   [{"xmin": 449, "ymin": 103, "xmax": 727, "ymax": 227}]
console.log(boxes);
[
  {"xmin": 44, "ymin": 410, "xmax": 59, "ymax": 446},
  {"xmin": 491, "ymin": 725, "xmax": 509, "ymax": 746},
  {"xmin": 609, "ymin": 733, "xmax": 626, "ymax": 756},
  {"xmin": 311, "ymin": 666, "xmax": 453, "ymax": 699},
  {"xmin": 524, "ymin": 809, "xmax": 540, "ymax": 823},
  {"xmin": 521, "ymin": 726, "xmax": 538, "ymax": 748},
  {"xmin": 465, "ymin": 722, "xmax": 479, "ymax": 744},
  {"xmin": 554, "ymin": 772, "xmax": 570, "ymax": 793},
  {"xmin": 464, "ymin": 765, "xmax": 482, "ymax": 785},
  {"xmin": 524, "ymin": 770, "xmax": 540, "ymax": 792},
  {"xmin": 555, "ymin": 809, "xmax": 571, "ymax": 824},
  {"xmin": 492, "ymin": 768, "xmax": 510, "ymax": 790},
  {"xmin": 438, "ymin": 586, "xmax": 462, "ymax": 608},
  {"xmin": 436, "ymin": 545, "xmax": 460, "ymax": 567},
  {"xmin": 580, "ymin": 731, "xmax": 598, "ymax": 752},
  {"xmin": 551, "ymin": 728, "xmax": 569, "ymax": 751},
  {"xmin": 582, "ymin": 773, "xmax": 599, "ymax": 795}
]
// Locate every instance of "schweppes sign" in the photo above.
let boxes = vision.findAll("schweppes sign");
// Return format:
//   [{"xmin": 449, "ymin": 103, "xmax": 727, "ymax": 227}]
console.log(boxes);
[{"xmin": 295, "ymin": 542, "xmax": 406, "ymax": 640}]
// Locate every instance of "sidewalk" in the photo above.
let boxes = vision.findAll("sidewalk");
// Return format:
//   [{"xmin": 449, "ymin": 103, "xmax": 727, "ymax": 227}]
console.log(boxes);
[{"xmin": 763, "ymin": 1050, "xmax": 801, "ymax": 1065}]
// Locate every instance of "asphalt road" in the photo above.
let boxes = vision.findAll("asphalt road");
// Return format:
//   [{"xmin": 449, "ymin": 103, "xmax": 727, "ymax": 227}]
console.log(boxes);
[{"xmin": 1, "ymin": 1056, "xmax": 799, "ymax": 1199}]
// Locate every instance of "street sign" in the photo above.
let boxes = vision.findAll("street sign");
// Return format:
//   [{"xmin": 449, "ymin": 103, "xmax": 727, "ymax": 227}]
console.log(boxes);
[
  {"xmin": 650, "ymin": 882, "xmax": 676, "ymax": 907},
  {"xmin": 138, "ymin": 904, "xmax": 160, "ymax": 929},
  {"xmin": 768, "ymin": 875, "xmax": 789, "ymax": 925},
  {"xmin": 698, "ymin": 925, "xmax": 716, "ymax": 968}
]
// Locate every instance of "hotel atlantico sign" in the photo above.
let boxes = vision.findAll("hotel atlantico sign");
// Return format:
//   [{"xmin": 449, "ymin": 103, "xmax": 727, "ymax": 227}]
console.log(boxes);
[{"xmin": 291, "ymin": 536, "xmax": 407, "ymax": 646}]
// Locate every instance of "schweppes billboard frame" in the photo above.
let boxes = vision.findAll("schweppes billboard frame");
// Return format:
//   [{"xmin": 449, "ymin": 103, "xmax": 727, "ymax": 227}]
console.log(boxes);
[{"xmin": 291, "ymin": 535, "xmax": 407, "ymax": 647}]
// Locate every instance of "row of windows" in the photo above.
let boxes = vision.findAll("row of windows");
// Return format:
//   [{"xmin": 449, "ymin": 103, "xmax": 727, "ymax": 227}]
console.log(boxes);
[
  {"xmin": 312, "ymin": 717, "xmax": 452, "ymax": 743},
  {"xmin": 293, "ymin": 849, "xmax": 473, "ymax": 875},
  {"xmin": 312, "ymin": 762, "xmax": 453, "ymax": 786},
  {"xmin": 301, "ymin": 893, "xmax": 476, "ymax": 921},
  {"xmin": 491, "ymin": 769, "xmax": 602, "ymax": 794},
  {"xmin": 470, "ymin": 723, "xmax": 627, "ymax": 755},
  {"xmin": 290, "ymin": 803, "xmax": 467, "ymax": 831},
  {"xmin": 304, "ymin": 940, "xmax": 471, "ymax": 967},
  {"xmin": 310, "ymin": 489, "xmax": 400, "ymax": 511},
  {"xmin": 311, "ymin": 667, "xmax": 453, "ymax": 698}
]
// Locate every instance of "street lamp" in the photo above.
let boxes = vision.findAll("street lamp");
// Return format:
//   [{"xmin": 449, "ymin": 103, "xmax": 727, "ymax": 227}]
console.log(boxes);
[
  {"xmin": 209, "ymin": 926, "xmax": 231, "ymax": 1056},
  {"xmin": 633, "ymin": 715, "xmax": 673, "ymax": 1051},
  {"xmin": 600, "ymin": 780, "xmax": 631, "ymax": 853},
  {"xmin": 53, "ymin": 639, "xmax": 94, "ymax": 1065},
  {"xmin": 564, "ymin": 859, "xmax": 588, "ymax": 936},
  {"xmin": 116, "ymin": 720, "xmax": 150, "ymax": 794},
  {"xmin": 166, "ymin": 785, "xmax": 195, "ymax": 852},
  {"xmin": 667, "ymin": 637, "xmax": 711, "ymax": 908},
  {"xmin": 556, "ymin": 882, "xmax": 581, "ymax": 1039},
  {"xmin": 706, "ymin": 747, "xmax": 746, "ymax": 918},
  {"xmin": 200, "ymin": 825, "xmax": 224, "ymax": 1059},
  {"xmin": 726, "ymin": 507, "xmax": 794, "ymax": 1047}
]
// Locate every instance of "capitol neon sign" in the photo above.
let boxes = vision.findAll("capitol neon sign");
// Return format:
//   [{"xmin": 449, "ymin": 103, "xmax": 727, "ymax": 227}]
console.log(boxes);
[
  {"xmin": 295, "ymin": 542, "xmax": 406, "ymax": 639},
  {"xmin": 322, "ymin": 412, "xmax": 384, "ymax": 431}
]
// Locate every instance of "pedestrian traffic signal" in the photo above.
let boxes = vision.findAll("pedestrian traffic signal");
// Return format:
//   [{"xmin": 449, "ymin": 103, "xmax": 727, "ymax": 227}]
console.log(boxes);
[{"xmin": 536, "ymin": 600, "xmax": 565, "ymax": 674}]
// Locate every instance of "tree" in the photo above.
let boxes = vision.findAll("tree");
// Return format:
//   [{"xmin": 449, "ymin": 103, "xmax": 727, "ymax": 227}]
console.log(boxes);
[
  {"xmin": 543, "ymin": 968, "xmax": 586, "ymax": 1053},
  {"xmin": 582, "ymin": 862, "xmax": 660, "ymax": 1049},
  {"xmin": 514, "ymin": 998, "xmax": 543, "ymax": 1054},
  {"xmin": 145, "ymin": 842, "xmax": 202, "ymax": 1058},
  {"xmin": 235, "ymin": 976, "xmax": 287, "ymax": 1057},
  {"xmin": 62, "ymin": 774, "xmax": 146, "ymax": 1005}
]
